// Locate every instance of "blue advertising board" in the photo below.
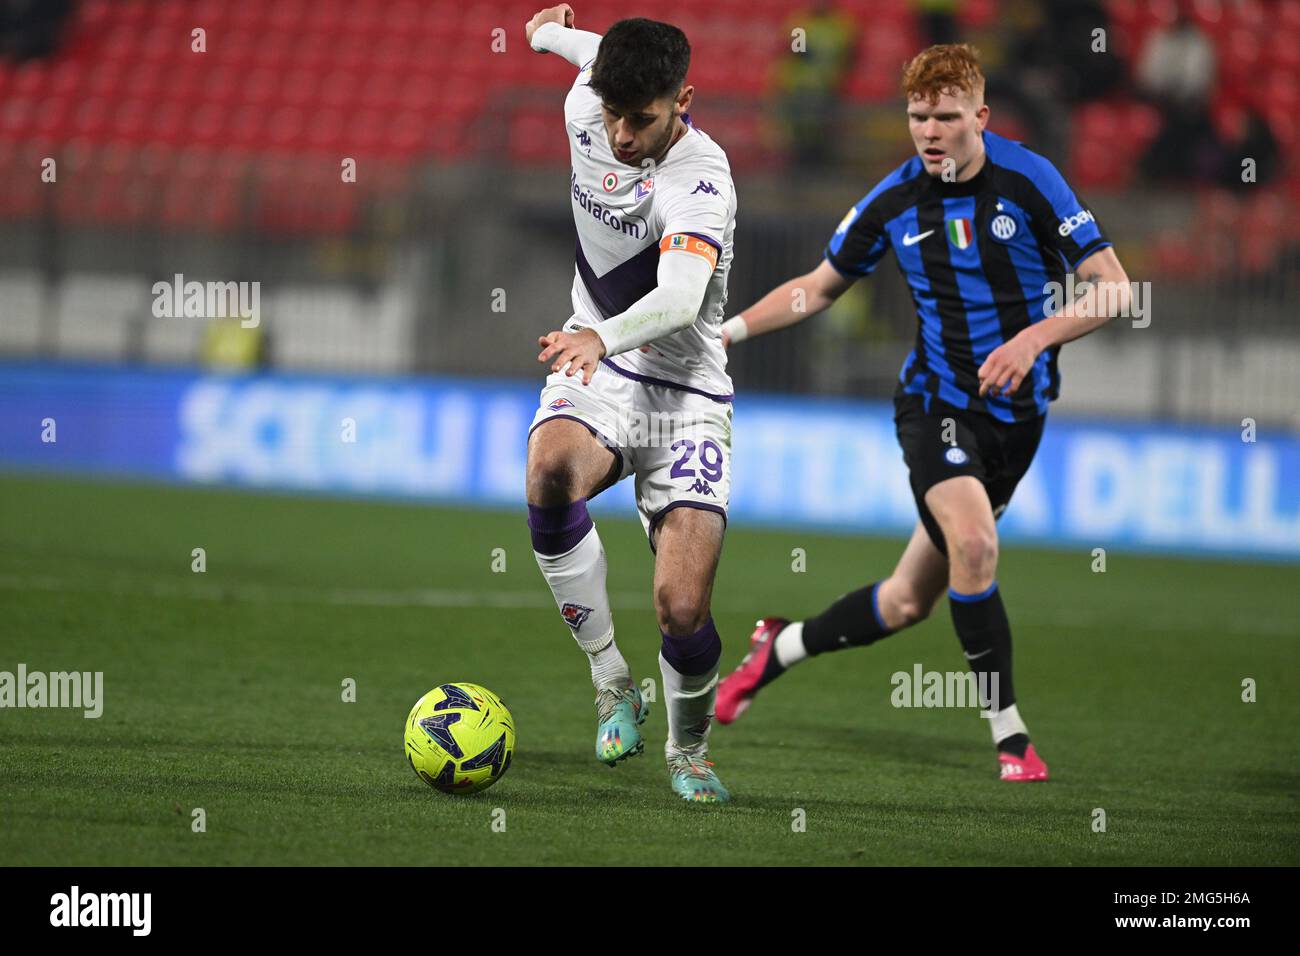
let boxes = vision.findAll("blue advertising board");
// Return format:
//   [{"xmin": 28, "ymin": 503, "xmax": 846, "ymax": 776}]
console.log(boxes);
[{"xmin": 2, "ymin": 362, "xmax": 1297, "ymax": 559}]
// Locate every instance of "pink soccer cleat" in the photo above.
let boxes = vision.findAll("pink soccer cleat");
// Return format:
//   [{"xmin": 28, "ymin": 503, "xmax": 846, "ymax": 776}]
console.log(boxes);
[
  {"xmin": 716, "ymin": 617, "xmax": 788, "ymax": 725},
  {"xmin": 999, "ymin": 743, "xmax": 1049, "ymax": 782}
]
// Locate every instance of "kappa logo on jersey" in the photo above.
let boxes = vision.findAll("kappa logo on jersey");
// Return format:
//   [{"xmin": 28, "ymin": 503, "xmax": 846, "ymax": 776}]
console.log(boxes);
[
  {"xmin": 945, "ymin": 447, "xmax": 969, "ymax": 465},
  {"xmin": 946, "ymin": 218, "xmax": 975, "ymax": 250},
  {"xmin": 575, "ymin": 130, "xmax": 591, "ymax": 154},
  {"xmin": 1058, "ymin": 209, "xmax": 1095, "ymax": 237},
  {"xmin": 548, "ymin": 397, "xmax": 575, "ymax": 411},
  {"xmin": 688, "ymin": 479, "xmax": 716, "ymax": 496},
  {"xmin": 990, "ymin": 213, "xmax": 1018, "ymax": 240},
  {"xmin": 690, "ymin": 180, "xmax": 720, "ymax": 196},
  {"xmin": 634, "ymin": 177, "xmax": 654, "ymax": 201},
  {"xmin": 561, "ymin": 602, "xmax": 593, "ymax": 631}
]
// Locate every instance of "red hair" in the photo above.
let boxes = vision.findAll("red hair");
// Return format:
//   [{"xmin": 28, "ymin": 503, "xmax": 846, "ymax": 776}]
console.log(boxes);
[{"xmin": 902, "ymin": 44, "xmax": 985, "ymax": 104}]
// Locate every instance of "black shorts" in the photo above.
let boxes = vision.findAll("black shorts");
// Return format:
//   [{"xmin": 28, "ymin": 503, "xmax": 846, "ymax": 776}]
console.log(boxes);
[{"xmin": 893, "ymin": 393, "xmax": 1046, "ymax": 556}]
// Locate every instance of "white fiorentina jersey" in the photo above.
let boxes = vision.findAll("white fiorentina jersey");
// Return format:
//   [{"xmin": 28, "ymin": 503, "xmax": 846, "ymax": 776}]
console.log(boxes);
[{"xmin": 563, "ymin": 63, "xmax": 736, "ymax": 399}]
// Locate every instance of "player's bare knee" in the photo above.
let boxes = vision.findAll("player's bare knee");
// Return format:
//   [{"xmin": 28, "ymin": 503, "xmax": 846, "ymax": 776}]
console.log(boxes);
[
  {"xmin": 950, "ymin": 529, "xmax": 998, "ymax": 581},
  {"xmin": 892, "ymin": 589, "xmax": 931, "ymax": 628},
  {"xmin": 654, "ymin": 585, "xmax": 709, "ymax": 637},
  {"xmin": 526, "ymin": 453, "xmax": 582, "ymax": 507}
]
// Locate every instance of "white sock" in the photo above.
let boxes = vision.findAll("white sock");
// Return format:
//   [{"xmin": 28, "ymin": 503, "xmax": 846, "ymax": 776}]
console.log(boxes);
[
  {"xmin": 534, "ymin": 525, "xmax": 629, "ymax": 687},
  {"xmin": 989, "ymin": 702, "xmax": 1028, "ymax": 745},
  {"xmin": 589, "ymin": 635, "xmax": 631, "ymax": 689},
  {"xmin": 659, "ymin": 652, "xmax": 718, "ymax": 751},
  {"xmin": 774, "ymin": 621, "xmax": 808, "ymax": 668}
]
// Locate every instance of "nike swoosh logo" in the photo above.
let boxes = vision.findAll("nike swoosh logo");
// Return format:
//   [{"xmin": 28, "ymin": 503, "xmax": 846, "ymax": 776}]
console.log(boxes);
[
  {"xmin": 902, "ymin": 230, "xmax": 934, "ymax": 246},
  {"xmin": 963, "ymin": 648, "xmax": 992, "ymax": 661}
]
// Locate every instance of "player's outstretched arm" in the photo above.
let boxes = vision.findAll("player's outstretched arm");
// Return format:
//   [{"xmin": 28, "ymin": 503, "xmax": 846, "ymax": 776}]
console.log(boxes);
[
  {"xmin": 721, "ymin": 258, "xmax": 855, "ymax": 347},
  {"xmin": 526, "ymin": 5, "xmax": 602, "ymax": 68},
  {"xmin": 537, "ymin": 248, "xmax": 713, "ymax": 385},
  {"xmin": 978, "ymin": 246, "xmax": 1132, "ymax": 398}
]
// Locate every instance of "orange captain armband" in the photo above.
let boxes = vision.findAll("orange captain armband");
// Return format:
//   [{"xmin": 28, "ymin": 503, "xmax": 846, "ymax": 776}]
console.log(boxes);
[{"xmin": 659, "ymin": 233, "xmax": 719, "ymax": 270}]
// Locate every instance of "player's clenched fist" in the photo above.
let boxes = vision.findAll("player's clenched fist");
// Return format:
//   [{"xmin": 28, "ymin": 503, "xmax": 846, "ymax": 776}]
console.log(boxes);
[
  {"xmin": 538, "ymin": 327, "xmax": 605, "ymax": 385},
  {"xmin": 525, "ymin": 4, "xmax": 575, "ymax": 47}
]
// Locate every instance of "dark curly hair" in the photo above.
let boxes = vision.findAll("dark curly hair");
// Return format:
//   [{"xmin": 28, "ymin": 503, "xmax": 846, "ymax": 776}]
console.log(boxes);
[{"xmin": 588, "ymin": 18, "xmax": 690, "ymax": 109}]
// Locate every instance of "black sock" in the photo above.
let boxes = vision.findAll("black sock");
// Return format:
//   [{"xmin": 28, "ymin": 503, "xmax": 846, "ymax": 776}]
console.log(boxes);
[
  {"xmin": 997, "ymin": 732, "xmax": 1029, "ymax": 758},
  {"xmin": 948, "ymin": 582, "xmax": 1016, "ymax": 719},
  {"xmin": 801, "ymin": 582, "xmax": 894, "ymax": 656},
  {"xmin": 758, "ymin": 633, "xmax": 788, "ymax": 687}
]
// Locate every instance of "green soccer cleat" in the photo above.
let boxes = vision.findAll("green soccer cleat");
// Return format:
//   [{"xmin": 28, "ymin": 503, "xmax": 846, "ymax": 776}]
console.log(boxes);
[
  {"xmin": 666, "ymin": 742, "xmax": 731, "ymax": 804},
  {"xmin": 595, "ymin": 680, "xmax": 649, "ymax": 766}
]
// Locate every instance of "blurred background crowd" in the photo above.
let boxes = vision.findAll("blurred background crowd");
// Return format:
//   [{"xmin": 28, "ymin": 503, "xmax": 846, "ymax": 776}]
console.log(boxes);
[{"xmin": 0, "ymin": 0, "xmax": 1296, "ymax": 428}]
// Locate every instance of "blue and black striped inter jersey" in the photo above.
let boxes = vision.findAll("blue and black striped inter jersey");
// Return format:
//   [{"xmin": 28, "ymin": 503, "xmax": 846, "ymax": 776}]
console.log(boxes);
[{"xmin": 825, "ymin": 129, "xmax": 1111, "ymax": 422}]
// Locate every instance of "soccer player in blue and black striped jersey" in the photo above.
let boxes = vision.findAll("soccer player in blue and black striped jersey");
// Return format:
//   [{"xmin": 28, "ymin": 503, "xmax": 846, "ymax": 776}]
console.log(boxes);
[{"xmin": 715, "ymin": 44, "xmax": 1135, "ymax": 781}]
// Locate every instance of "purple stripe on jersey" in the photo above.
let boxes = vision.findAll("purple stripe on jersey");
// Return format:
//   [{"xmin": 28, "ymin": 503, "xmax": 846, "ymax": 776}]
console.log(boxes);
[
  {"xmin": 575, "ymin": 238, "xmax": 659, "ymax": 320},
  {"xmin": 599, "ymin": 359, "xmax": 734, "ymax": 403},
  {"xmin": 660, "ymin": 616, "xmax": 722, "ymax": 675},
  {"xmin": 527, "ymin": 499, "xmax": 594, "ymax": 556}
]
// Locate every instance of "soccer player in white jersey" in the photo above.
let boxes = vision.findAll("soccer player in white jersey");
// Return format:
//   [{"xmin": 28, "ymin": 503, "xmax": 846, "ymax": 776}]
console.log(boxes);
[{"xmin": 522, "ymin": 5, "xmax": 738, "ymax": 803}]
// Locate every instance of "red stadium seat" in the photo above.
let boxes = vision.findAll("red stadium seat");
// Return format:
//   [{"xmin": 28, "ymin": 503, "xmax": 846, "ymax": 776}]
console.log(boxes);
[
  {"xmin": 509, "ymin": 112, "xmax": 567, "ymax": 165},
  {"xmin": 25, "ymin": 0, "xmax": 1296, "ymax": 238}
]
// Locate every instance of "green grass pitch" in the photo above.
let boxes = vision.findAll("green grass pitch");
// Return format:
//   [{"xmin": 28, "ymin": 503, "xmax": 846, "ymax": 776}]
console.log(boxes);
[{"xmin": 1, "ymin": 473, "xmax": 1296, "ymax": 866}]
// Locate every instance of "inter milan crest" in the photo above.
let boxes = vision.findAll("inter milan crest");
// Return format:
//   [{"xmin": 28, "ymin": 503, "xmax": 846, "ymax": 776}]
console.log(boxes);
[{"xmin": 990, "ymin": 213, "xmax": 1018, "ymax": 241}]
